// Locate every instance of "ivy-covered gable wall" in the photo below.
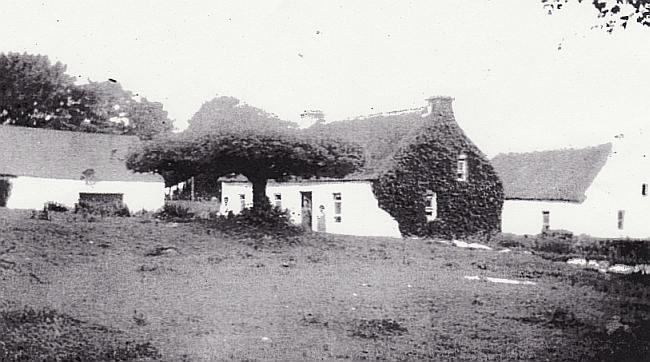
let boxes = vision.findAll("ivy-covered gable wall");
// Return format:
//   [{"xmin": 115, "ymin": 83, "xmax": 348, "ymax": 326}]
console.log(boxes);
[{"xmin": 372, "ymin": 98, "xmax": 504, "ymax": 239}]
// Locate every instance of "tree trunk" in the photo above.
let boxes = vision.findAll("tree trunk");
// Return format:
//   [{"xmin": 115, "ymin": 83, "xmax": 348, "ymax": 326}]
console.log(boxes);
[{"xmin": 250, "ymin": 177, "xmax": 270, "ymax": 210}]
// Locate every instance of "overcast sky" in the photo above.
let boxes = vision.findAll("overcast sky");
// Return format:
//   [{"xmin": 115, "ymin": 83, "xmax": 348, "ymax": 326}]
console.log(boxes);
[{"xmin": 1, "ymin": 0, "xmax": 648, "ymax": 156}]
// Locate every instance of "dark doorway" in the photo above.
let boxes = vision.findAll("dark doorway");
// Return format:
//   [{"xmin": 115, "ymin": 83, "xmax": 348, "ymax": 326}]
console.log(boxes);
[
  {"xmin": 0, "ymin": 178, "xmax": 11, "ymax": 207},
  {"xmin": 301, "ymin": 191, "xmax": 313, "ymax": 230}
]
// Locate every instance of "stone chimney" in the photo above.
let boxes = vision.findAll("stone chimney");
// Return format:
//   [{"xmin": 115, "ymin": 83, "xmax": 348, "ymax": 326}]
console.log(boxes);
[
  {"xmin": 423, "ymin": 96, "xmax": 454, "ymax": 118},
  {"xmin": 299, "ymin": 110, "xmax": 325, "ymax": 129}
]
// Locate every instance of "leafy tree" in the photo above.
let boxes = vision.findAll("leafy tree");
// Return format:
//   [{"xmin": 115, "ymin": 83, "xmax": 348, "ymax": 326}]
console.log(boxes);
[
  {"xmin": 172, "ymin": 96, "xmax": 300, "ymax": 195},
  {"xmin": 543, "ymin": 0, "xmax": 650, "ymax": 31},
  {"xmin": 80, "ymin": 80, "xmax": 173, "ymax": 140},
  {"xmin": 0, "ymin": 52, "xmax": 95, "ymax": 129},
  {"xmin": 0, "ymin": 53, "xmax": 173, "ymax": 139},
  {"xmin": 126, "ymin": 129, "xmax": 365, "ymax": 209},
  {"xmin": 186, "ymin": 96, "xmax": 298, "ymax": 135}
]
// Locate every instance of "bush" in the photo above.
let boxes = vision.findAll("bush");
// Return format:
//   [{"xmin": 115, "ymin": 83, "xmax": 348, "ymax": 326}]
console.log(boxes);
[
  {"xmin": 492, "ymin": 232, "xmax": 650, "ymax": 265},
  {"xmin": 541, "ymin": 228, "xmax": 573, "ymax": 240},
  {"xmin": 533, "ymin": 238, "xmax": 573, "ymax": 255},
  {"xmin": 210, "ymin": 204, "xmax": 304, "ymax": 243},
  {"xmin": 158, "ymin": 202, "xmax": 193, "ymax": 219},
  {"xmin": 45, "ymin": 202, "xmax": 68, "ymax": 212}
]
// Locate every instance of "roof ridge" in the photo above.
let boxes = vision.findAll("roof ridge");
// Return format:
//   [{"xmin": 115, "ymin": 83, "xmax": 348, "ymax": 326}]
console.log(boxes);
[
  {"xmin": 342, "ymin": 107, "xmax": 425, "ymax": 122},
  {"xmin": 0, "ymin": 124, "xmax": 141, "ymax": 141},
  {"xmin": 493, "ymin": 142, "xmax": 612, "ymax": 158}
]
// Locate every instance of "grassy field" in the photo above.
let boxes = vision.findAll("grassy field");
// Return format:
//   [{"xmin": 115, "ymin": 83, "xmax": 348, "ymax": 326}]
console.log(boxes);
[{"xmin": 1, "ymin": 208, "xmax": 649, "ymax": 361}]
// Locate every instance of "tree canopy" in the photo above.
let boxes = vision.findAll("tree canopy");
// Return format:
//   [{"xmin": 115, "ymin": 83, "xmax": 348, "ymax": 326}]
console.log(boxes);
[
  {"xmin": 0, "ymin": 53, "xmax": 94, "ymax": 130},
  {"xmin": 127, "ymin": 128, "xmax": 365, "ymax": 209},
  {"xmin": 0, "ymin": 52, "xmax": 173, "ymax": 139},
  {"xmin": 543, "ymin": 0, "xmax": 650, "ymax": 31},
  {"xmin": 186, "ymin": 96, "xmax": 298, "ymax": 135},
  {"xmin": 80, "ymin": 80, "xmax": 173, "ymax": 140}
]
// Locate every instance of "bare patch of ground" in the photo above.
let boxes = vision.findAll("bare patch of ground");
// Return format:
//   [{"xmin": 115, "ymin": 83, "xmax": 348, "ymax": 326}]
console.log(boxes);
[{"xmin": 0, "ymin": 208, "xmax": 649, "ymax": 361}]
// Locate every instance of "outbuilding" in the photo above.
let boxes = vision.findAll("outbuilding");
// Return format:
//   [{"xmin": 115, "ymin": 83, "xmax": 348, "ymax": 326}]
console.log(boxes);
[{"xmin": 0, "ymin": 125, "xmax": 165, "ymax": 211}]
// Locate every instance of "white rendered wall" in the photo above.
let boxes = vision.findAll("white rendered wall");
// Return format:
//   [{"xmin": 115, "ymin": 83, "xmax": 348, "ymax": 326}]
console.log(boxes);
[
  {"xmin": 501, "ymin": 200, "xmax": 582, "ymax": 236},
  {"xmin": 5, "ymin": 176, "xmax": 165, "ymax": 212},
  {"xmin": 221, "ymin": 180, "xmax": 402, "ymax": 238},
  {"xmin": 502, "ymin": 136, "xmax": 650, "ymax": 238}
]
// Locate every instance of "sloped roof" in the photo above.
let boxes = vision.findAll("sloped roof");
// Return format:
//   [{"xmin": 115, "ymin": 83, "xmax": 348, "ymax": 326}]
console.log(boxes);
[
  {"xmin": 0, "ymin": 125, "xmax": 162, "ymax": 182},
  {"xmin": 491, "ymin": 143, "xmax": 612, "ymax": 202},
  {"xmin": 304, "ymin": 108, "xmax": 428, "ymax": 179}
]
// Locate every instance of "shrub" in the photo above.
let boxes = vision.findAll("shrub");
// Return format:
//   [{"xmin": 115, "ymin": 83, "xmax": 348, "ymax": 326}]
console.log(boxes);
[
  {"xmin": 158, "ymin": 202, "xmax": 193, "ymax": 219},
  {"xmin": 45, "ymin": 202, "xmax": 69, "ymax": 212},
  {"xmin": 541, "ymin": 228, "xmax": 573, "ymax": 240},
  {"xmin": 492, "ymin": 232, "xmax": 650, "ymax": 265},
  {"xmin": 210, "ymin": 204, "xmax": 304, "ymax": 243}
]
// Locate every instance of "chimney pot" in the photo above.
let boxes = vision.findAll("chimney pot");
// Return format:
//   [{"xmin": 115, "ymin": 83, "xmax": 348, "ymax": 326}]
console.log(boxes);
[{"xmin": 425, "ymin": 96, "xmax": 454, "ymax": 116}]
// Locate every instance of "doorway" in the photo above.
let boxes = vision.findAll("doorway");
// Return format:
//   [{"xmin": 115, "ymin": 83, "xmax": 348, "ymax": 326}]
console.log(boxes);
[{"xmin": 300, "ymin": 191, "xmax": 313, "ymax": 230}]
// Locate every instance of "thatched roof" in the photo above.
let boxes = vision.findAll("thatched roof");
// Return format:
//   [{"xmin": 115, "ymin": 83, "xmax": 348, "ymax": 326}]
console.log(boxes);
[
  {"xmin": 220, "ymin": 96, "xmax": 476, "ymax": 183},
  {"xmin": 0, "ymin": 125, "xmax": 162, "ymax": 182},
  {"xmin": 304, "ymin": 107, "xmax": 432, "ymax": 179},
  {"xmin": 491, "ymin": 143, "xmax": 612, "ymax": 202}
]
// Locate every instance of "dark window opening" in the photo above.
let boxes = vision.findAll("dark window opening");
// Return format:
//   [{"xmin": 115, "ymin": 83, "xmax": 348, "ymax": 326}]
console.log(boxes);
[
  {"xmin": 425, "ymin": 189, "xmax": 437, "ymax": 221},
  {"xmin": 333, "ymin": 193, "xmax": 342, "ymax": 222},
  {"xmin": 542, "ymin": 210, "xmax": 550, "ymax": 231},
  {"xmin": 618, "ymin": 210, "xmax": 625, "ymax": 230},
  {"xmin": 456, "ymin": 153, "xmax": 468, "ymax": 182}
]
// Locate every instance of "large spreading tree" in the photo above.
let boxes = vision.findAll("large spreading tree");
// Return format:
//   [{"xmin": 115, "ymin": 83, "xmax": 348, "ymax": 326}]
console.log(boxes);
[
  {"xmin": 127, "ymin": 129, "xmax": 364, "ymax": 209},
  {"xmin": 166, "ymin": 96, "xmax": 301, "ymax": 196}
]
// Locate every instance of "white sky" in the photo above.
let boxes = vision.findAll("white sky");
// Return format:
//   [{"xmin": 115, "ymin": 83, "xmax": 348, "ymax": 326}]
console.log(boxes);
[{"xmin": 1, "ymin": 0, "xmax": 648, "ymax": 157}]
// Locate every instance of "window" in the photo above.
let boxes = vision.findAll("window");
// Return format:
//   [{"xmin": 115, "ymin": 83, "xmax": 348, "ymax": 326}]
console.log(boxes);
[
  {"xmin": 618, "ymin": 210, "xmax": 625, "ymax": 230},
  {"xmin": 333, "ymin": 193, "xmax": 342, "ymax": 223},
  {"xmin": 542, "ymin": 211, "xmax": 550, "ymax": 231},
  {"xmin": 239, "ymin": 194, "xmax": 246, "ymax": 209},
  {"xmin": 643, "ymin": 184, "xmax": 648, "ymax": 196},
  {"xmin": 425, "ymin": 190, "xmax": 437, "ymax": 221},
  {"xmin": 274, "ymin": 193, "xmax": 282, "ymax": 208},
  {"xmin": 456, "ymin": 153, "xmax": 468, "ymax": 182}
]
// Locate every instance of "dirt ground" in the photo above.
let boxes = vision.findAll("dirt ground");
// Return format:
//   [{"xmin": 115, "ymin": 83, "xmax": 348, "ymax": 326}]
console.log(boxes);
[{"xmin": 1, "ymin": 208, "xmax": 649, "ymax": 361}]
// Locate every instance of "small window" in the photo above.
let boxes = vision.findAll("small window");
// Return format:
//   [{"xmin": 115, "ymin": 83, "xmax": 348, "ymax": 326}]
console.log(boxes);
[
  {"xmin": 618, "ymin": 210, "xmax": 625, "ymax": 230},
  {"xmin": 456, "ymin": 153, "xmax": 468, "ymax": 182},
  {"xmin": 274, "ymin": 193, "xmax": 282, "ymax": 208},
  {"xmin": 239, "ymin": 194, "xmax": 246, "ymax": 209},
  {"xmin": 425, "ymin": 190, "xmax": 437, "ymax": 221},
  {"xmin": 542, "ymin": 211, "xmax": 550, "ymax": 231},
  {"xmin": 333, "ymin": 193, "xmax": 342, "ymax": 222},
  {"xmin": 643, "ymin": 184, "xmax": 648, "ymax": 196}
]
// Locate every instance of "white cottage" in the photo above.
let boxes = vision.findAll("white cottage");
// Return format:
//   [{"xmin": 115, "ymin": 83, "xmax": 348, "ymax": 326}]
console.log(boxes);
[
  {"xmin": 221, "ymin": 178, "xmax": 402, "ymax": 237},
  {"xmin": 0, "ymin": 125, "xmax": 165, "ymax": 211},
  {"xmin": 493, "ymin": 134, "xmax": 650, "ymax": 238},
  {"xmin": 220, "ymin": 96, "xmax": 504, "ymax": 238}
]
